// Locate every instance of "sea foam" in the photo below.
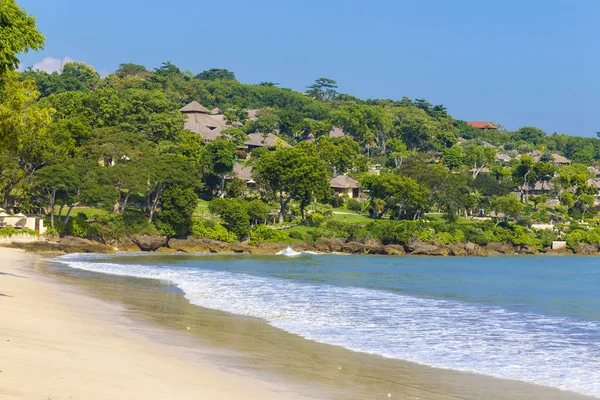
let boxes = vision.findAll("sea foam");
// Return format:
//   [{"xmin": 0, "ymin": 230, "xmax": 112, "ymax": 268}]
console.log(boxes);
[{"xmin": 53, "ymin": 254, "xmax": 600, "ymax": 398}]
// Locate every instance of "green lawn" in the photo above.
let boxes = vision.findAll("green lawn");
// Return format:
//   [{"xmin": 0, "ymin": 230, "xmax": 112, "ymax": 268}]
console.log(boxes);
[
  {"xmin": 54, "ymin": 206, "xmax": 109, "ymax": 217},
  {"xmin": 329, "ymin": 210, "xmax": 371, "ymax": 223},
  {"xmin": 194, "ymin": 199, "xmax": 211, "ymax": 217}
]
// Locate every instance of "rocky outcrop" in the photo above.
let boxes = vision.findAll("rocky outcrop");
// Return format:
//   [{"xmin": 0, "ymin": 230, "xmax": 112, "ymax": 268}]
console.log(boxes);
[
  {"xmin": 484, "ymin": 242, "xmax": 516, "ymax": 255},
  {"xmin": 573, "ymin": 243, "xmax": 598, "ymax": 255},
  {"xmin": 116, "ymin": 237, "xmax": 142, "ymax": 252},
  {"xmin": 11, "ymin": 236, "xmax": 115, "ymax": 254},
  {"xmin": 407, "ymin": 240, "xmax": 449, "ymax": 256},
  {"xmin": 132, "ymin": 235, "xmax": 168, "ymax": 252}
]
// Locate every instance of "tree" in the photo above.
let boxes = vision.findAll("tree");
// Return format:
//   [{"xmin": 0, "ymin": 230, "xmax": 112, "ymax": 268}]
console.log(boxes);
[
  {"xmin": 387, "ymin": 137, "xmax": 411, "ymax": 168},
  {"xmin": 254, "ymin": 142, "xmax": 330, "ymax": 222},
  {"xmin": 442, "ymin": 146, "xmax": 463, "ymax": 171},
  {"xmin": 115, "ymin": 63, "xmax": 149, "ymax": 79},
  {"xmin": 333, "ymin": 104, "xmax": 392, "ymax": 151},
  {"xmin": 578, "ymin": 194, "xmax": 595, "ymax": 220},
  {"xmin": 463, "ymin": 144, "xmax": 496, "ymax": 178},
  {"xmin": 32, "ymin": 163, "xmax": 79, "ymax": 229},
  {"xmin": 196, "ymin": 68, "xmax": 236, "ymax": 81},
  {"xmin": 202, "ymin": 139, "xmax": 237, "ymax": 198},
  {"xmin": 0, "ymin": 0, "xmax": 45, "ymax": 79},
  {"xmin": 513, "ymin": 126, "xmax": 546, "ymax": 145},
  {"xmin": 306, "ymin": 78, "xmax": 338, "ymax": 102},
  {"xmin": 361, "ymin": 173, "xmax": 430, "ymax": 219},
  {"xmin": 247, "ymin": 199, "xmax": 270, "ymax": 225},
  {"xmin": 490, "ymin": 194, "xmax": 523, "ymax": 225},
  {"xmin": 59, "ymin": 62, "xmax": 101, "ymax": 92},
  {"xmin": 155, "ymin": 185, "xmax": 198, "ymax": 237},
  {"xmin": 208, "ymin": 198, "xmax": 250, "ymax": 239},
  {"xmin": 316, "ymin": 136, "xmax": 362, "ymax": 176}
]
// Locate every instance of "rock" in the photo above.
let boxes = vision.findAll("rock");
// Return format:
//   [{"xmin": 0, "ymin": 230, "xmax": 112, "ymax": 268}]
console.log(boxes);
[
  {"xmin": 407, "ymin": 240, "xmax": 449, "ymax": 256},
  {"xmin": 383, "ymin": 245, "xmax": 405, "ymax": 256},
  {"xmin": 485, "ymin": 242, "xmax": 516, "ymax": 254},
  {"xmin": 447, "ymin": 244, "xmax": 467, "ymax": 256},
  {"xmin": 13, "ymin": 236, "xmax": 115, "ymax": 254},
  {"xmin": 132, "ymin": 235, "xmax": 168, "ymax": 252},
  {"xmin": 155, "ymin": 247, "xmax": 177, "ymax": 253},
  {"xmin": 116, "ymin": 238, "xmax": 142, "ymax": 252},
  {"xmin": 518, "ymin": 245, "xmax": 538, "ymax": 255},
  {"xmin": 573, "ymin": 243, "xmax": 598, "ymax": 255},
  {"xmin": 464, "ymin": 242, "xmax": 478, "ymax": 253}
]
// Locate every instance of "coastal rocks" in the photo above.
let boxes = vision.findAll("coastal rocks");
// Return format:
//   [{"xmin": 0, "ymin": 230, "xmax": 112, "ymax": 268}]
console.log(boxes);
[
  {"xmin": 573, "ymin": 243, "xmax": 598, "ymax": 255},
  {"xmin": 116, "ymin": 237, "xmax": 142, "ymax": 252},
  {"xmin": 383, "ymin": 245, "xmax": 405, "ymax": 255},
  {"xmin": 132, "ymin": 235, "xmax": 168, "ymax": 252},
  {"xmin": 517, "ymin": 245, "xmax": 539, "ymax": 255},
  {"xmin": 11, "ymin": 236, "xmax": 115, "ymax": 254},
  {"xmin": 484, "ymin": 242, "xmax": 516, "ymax": 255},
  {"xmin": 407, "ymin": 240, "xmax": 449, "ymax": 256}
]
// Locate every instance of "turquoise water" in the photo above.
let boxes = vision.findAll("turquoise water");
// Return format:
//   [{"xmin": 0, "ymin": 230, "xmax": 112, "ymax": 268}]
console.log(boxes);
[{"xmin": 53, "ymin": 253, "xmax": 600, "ymax": 397}]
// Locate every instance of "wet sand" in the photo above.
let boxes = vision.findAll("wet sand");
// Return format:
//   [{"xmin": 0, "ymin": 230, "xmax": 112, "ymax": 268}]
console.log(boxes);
[{"xmin": 2, "ymin": 248, "xmax": 596, "ymax": 400}]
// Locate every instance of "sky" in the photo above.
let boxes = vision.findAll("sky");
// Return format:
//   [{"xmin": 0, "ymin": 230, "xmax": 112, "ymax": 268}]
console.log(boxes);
[{"xmin": 18, "ymin": 0, "xmax": 600, "ymax": 137}]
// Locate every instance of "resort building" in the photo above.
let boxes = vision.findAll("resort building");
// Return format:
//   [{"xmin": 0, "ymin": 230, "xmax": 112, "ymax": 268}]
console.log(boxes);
[
  {"xmin": 181, "ymin": 101, "xmax": 227, "ymax": 142},
  {"xmin": 528, "ymin": 151, "xmax": 571, "ymax": 166},
  {"xmin": 329, "ymin": 175, "xmax": 361, "ymax": 198},
  {"xmin": 244, "ymin": 132, "xmax": 289, "ymax": 150}
]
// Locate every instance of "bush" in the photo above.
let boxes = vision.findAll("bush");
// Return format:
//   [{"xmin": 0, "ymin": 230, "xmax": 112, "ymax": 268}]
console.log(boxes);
[
  {"xmin": 307, "ymin": 212, "xmax": 325, "ymax": 227},
  {"xmin": 249, "ymin": 225, "xmax": 290, "ymax": 245},
  {"xmin": 191, "ymin": 219, "xmax": 237, "ymax": 243},
  {"xmin": 155, "ymin": 186, "xmax": 199, "ymax": 238},
  {"xmin": 366, "ymin": 220, "xmax": 423, "ymax": 245},
  {"xmin": 345, "ymin": 198, "xmax": 362, "ymax": 213},
  {"xmin": 0, "ymin": 227, "xmax": 38, "ymax": 237},
  {"xmin": 535, "ymin": 229, "xmax": 558, "ymax": 248}
]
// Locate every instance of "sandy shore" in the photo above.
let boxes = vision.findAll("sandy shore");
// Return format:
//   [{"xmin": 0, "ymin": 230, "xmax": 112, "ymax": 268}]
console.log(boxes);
[{"xmin": 0, "ymin": 248, "xmax": 316, "ymax": 400}]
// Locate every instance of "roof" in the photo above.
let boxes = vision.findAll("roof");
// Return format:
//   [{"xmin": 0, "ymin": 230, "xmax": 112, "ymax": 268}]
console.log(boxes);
[
  {"xmin": 232, "ymin": 163, "xmax": 253, "ymax": 182},
  {"xmin": 180, "ymin": 101, "xmax": 210, "ymax": 114},
  {"xmin": 496, "ymin": 153, "xmax": 512, "ymax": 162},
  {"xmin": 589, "ymin": 166, "xmax": 600, "ymax": 177},
  {"xmin": 587, "ymin": 179, "xmax": 600, "ymax": 190},
  {"xmin": 518, "ymin": 181, "xmax": 555, "ymax": 191},
  {"xmin": 182, "ymin": 109, "xmax": 228, "ymax": 142},
  {"xmin": 469, "ymin": 167, "xmax": 491, "ymax": 173},
  {"xmin": 467, "ymin": 121, "xmax": 497, "ymax": 130},
  {"xmin": 245, "ymin": 132, "xmax": 289, "ymax": 148},
  {"xmin": 247, "ymin": 109, "xmax": 260, "ymax": 120},
  {"xmin": 529, "ymin": 152, "xmax": 570, "ymax": 164},
  {"xmin": 329, "ymin": 175, "xmax": 359, "ymax": 189},
  {"xmin": 330, "ymin": 126, "xmax": 346, "ymax": 138},
  {"xmin": 210, "ymin": 108, "xmax": 221, "ymax": 115}
]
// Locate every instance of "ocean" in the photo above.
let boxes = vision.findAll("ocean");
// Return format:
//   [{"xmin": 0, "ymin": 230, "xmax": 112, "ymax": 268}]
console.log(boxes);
[{"xmin": 52, "ymin": 252, "xmax": 600, "ymax": 398}]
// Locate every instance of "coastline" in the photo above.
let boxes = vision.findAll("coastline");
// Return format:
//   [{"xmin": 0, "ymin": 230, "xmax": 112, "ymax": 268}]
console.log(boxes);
[
  {"xmin": 2, "ymin": 247, "xmax": 596, "ymax": 400},
  {"xmin": 0, "ymin": 248, "xmax": 320, "ymax": 400}
]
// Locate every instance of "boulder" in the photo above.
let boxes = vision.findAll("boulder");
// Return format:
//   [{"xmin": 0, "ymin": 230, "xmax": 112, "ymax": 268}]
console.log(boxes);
[
  {"xmin": 573, "ymin": 243, "xmax": 598, "ymax": 255},
  {"xmin": 116, "ymin": 237, "xmax": 142, "ymax": 252},
  {"xmin": 132, "ymin": 235, "xmax": 168, "ymax": 252},
  {"xmin": 13, "ymin": 236, "xmax": 115, "ymax": 254},
  {"xmin": 383, "ymin": 245, "xmax": 405, "ymax": 256},
  {"xmin": 407, "ymin": 240, "xmax": 449, "ymax": 256},
  {"xmin": 484, "ymin": 242, "xmax": 516, "ymax": 254},
  {"xmin": 447, "ymin": 244, "xmax": 467, "ymax": 256}
]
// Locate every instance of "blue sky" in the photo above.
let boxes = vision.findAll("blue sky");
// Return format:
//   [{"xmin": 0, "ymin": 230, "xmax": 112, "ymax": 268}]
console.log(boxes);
[{"xmin": 18, "ymin": 0, "xmax": 600, "ymax": 137}]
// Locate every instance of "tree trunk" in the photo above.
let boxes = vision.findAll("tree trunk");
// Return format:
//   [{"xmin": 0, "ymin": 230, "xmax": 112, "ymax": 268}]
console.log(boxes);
[
  {"xmin": 3, "ymin": 184, "xmax": 11, "ymax": 210},
  {"xmin": 220, "ymin": 173, "xmax": 226, "ymax": 198},
  {"xmin": 49, "ymin": 191, "xmax": 56, "ymax": 229},
  {"xmin": 64, "ymin": 202, "xmax": 80, "ymax": 226},
  {"xmin": 278, "ymin": 192, "xmax": 290, "ymax": 224},
  {"xmin": 149, "ymin": 183, "xmax": 164, "ymax": 223},
  {"xmin": 120, "ymin": 193, "xmax": 130, "ymax": 214}
]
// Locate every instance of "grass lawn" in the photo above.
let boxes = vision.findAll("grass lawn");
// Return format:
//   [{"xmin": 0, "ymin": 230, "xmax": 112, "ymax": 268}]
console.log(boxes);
[
  {"xmin": 330, "ymin": 210, "xmax": 371, "ymax": 223},
  {"xmin": 424, "ymin": 212, "xmax": 473, "ymax": 225},
  {"xmin": 194, "ymin": 199, "xmax": 211, "ymax": 217}
]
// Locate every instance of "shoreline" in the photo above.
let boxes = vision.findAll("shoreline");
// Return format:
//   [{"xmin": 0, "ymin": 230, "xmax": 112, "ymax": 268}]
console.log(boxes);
[
  {"xmin": 0, "ymin": 248, "xmax": 320, "ymax": 400},
  {"xmin": 1, "ymin": 247, "xmax": 596, "ymax": 399},
  {"xmin": 7, "ymin": 234, "xmax": 593, "ymax": 257}
]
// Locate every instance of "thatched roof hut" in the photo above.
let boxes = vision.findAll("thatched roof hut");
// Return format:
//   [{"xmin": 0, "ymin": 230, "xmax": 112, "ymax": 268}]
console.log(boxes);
[
  {"xmin": 245, "ymin": 133, "xmax": 289, "ymax": 148},
  {"xmin": 180, "ymin": 101, "xmax": 227, "ymax": 142},
  {"xmin": 329, "ymin": 175, "xmax": 359, "ymax": 189}
]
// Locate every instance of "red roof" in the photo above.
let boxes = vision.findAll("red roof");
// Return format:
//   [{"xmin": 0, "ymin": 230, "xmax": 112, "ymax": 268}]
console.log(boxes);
[{"xmin": 467, "ymin": 121, "xmax": 497, "ymax": 129}]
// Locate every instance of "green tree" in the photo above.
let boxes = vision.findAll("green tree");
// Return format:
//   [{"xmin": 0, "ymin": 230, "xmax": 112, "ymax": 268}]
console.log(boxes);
[
  {"xmin": 115, "ymin": 63, "xmax": 149, "ymax": 79},
  {"xmin": 442, "ymin": 146, "xmax": 464, "ymax": 171},
  {"xmin": 490, "ymin": 194, "xmax": 524, "ymax": 225},
  {"xmin": 513, "ymin": 126, "xmax": 546, "ymax": 145},
  {"xmin": 208, "ymin": 198, "xmax": 250, "ymax": 238},
  {"xmin": 155, "ymin": 185, "xmax": 198, "ymax": 237},
  {"xmin": 58, "ymin": 62, "xmax": 101, "ymax": 92},
  {"xmin": 247, "ymin": 199, "xmax": 270, "ymax": 225},
  {"xmin": 202, "ymin": 139, "xmax": 237, "ymax": 198},
  {"xmin": 464, "ymin": 144, "xmax": 496, "ymax": 178},
  {"xmin": 306, "ymin": 78, "xmax": 338, "ymax": 102},
  {"xmin": 0, "ymin": 0, "xmax": 45, "ymax": 79},
  {"xmin": 578, "ymin": 194, "xmax": 595, "ymax": 220},
  {"xmin": 32, "ymin": 163, "xmax": 79, "ymax": 229},
  {"xmin": 196, "ymin": 68, "xmax": 236, "ymax": 81},
  {"xmin": 254, "ymin": 142, "xmax": 330, "ymax": 222},
  {"xmin": 315, "ymin": 136, "xmax": 364, "ymax": 176},
  {"xmin": 361, "ymin": 173, "xmax": 430, "ymax": 219}
]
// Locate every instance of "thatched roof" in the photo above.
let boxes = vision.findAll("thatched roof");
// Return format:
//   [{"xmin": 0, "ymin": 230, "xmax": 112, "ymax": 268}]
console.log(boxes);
[
  {"xmin": 247, "ymin": 109, "xmax": 260, "ymax": 120},
  {"xmin": 210, "ymin": 108, "xmax": 221, "ymax": 115},
  {"xmin": 529, "ymin": 151, "xmax": 570, "ymax": 165},
  {"xmin": 329, "ymin": 175, "xmax": 359, "ymax": 189},
  {"xmin": 587, "ymin": 179, "xmax": 600, "ymax": 190},
  {"xmin": 232, "ymin": 163, "xmax": 253, "ymax": 182},
  {"xmin": 589, "ymin": 166, "xmax": 600, "ymax": 178},
  {"xmin": 180, "ymin": 101, "xmax": 210, "ymax": 114},
  {"xmin": 496, "ymin": 153, "xmax": 512, "ymax": 162},
  {"xmin": 330, "ymin": 126, "xmax": 345, "ymax": 138},
  {"xmin": 182, "ymin": 106, "xmax": 228, "ymax": 142},
  {"xmin": 245, "ymin": 133, "xmax": 289, "ymax": 148},
  {"xmin": 518, "ymin": 181, "xmax": 555, "ymax": 191}
]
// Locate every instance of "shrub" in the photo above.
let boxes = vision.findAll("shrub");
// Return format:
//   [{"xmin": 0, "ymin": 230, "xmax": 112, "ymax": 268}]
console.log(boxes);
[
  {"xmin": 565, "ymin": 230, "xmax": 587, "ymax": 249},
  {"xmin": 307, "ymin": 212, "xmax": 325, "ymax": 227},
  {"xmin": 345, "ymin": 198, "xmax": 363, "ymax": 213},
  {"xmin": 155, "ymin": 186, "xmax": 199, "ymax": 238},
  {"xmin": 366, "ymin": 220, "xmax": 422, "ymax": 245},
  {"xmin": 0, "ymin": 227, "xmax": 38, "ymax": 237},
  {"xmin": 191, "ymin": 219, "xmax": 237, "ymax": 243},
  {"xmin": 249, "ymin": 225, "xmax": 289, "ymax": 245},
  {"xmin": 535, "ymin": 229, "xmax": 558, "ymax": 248}
]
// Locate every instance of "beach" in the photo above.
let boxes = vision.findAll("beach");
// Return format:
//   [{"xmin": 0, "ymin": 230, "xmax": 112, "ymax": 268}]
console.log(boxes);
[
  {"xmin": 1, "ymin": 248, "xmax": 596, "ymax": 400},
  {"xmin": 0, "ymin": 248, "xmax": 317, "ymax": 400}
]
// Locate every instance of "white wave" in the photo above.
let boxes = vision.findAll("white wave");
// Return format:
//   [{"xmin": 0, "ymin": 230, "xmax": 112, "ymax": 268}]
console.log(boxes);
[
  {"xmin": 52, "ymin": 255, "xmax": 600, "ymax": 398},
  {"xmin": 276, "ymin": 247, "xmax": 303, "ymax": 257}
]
